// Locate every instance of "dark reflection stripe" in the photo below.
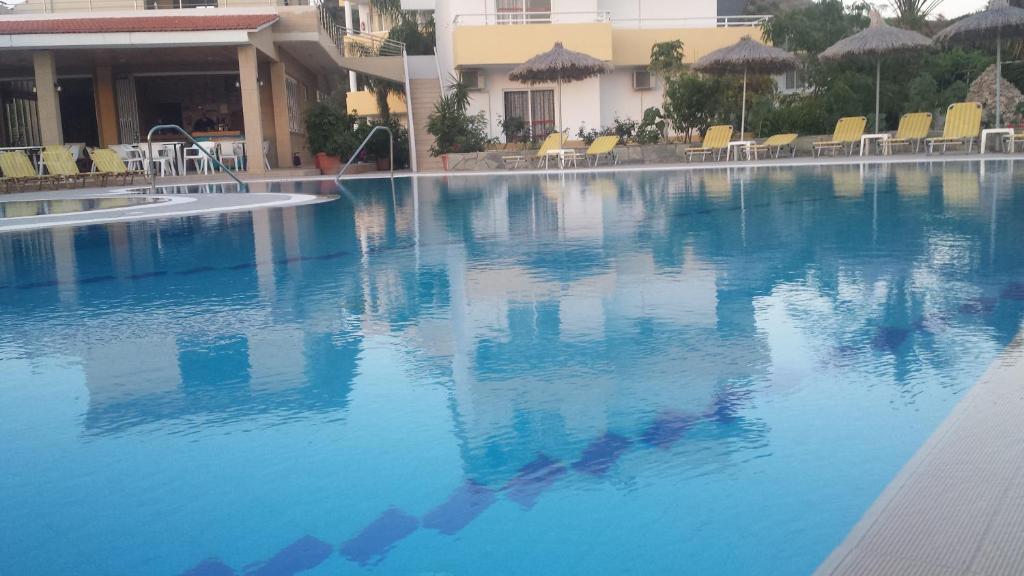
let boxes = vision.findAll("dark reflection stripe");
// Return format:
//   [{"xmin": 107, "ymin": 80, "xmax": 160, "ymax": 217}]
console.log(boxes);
[
  {"xmin": 503, "ymin": 454, "xmax": 567, "ymax": 510},
  {"xmin": 571, "ymin": 433, "xmax": 632, "ymax": 476},
  {"xmin": 422, "ymin": 481, "xmax": 497, "ymax": 535},
  {"xmin": 339, "ymin": 507, "xmax": 419, "ymax": 566},
  {"xmin": 244, "ymin": 535, "xmax": 332, "ymax": 576},
  {"xmin": 127, "ymin": 271, "xmax": 168, "ymax": 280},
  {"xmin": 79, "ymin": 275, "xmax": 116, "ymax": 284},
  {"xmin": 177, "ymin": 266, "xmax": 217, "ymax": 276},
  {"xmin": 180, "ymin": 558, "xmax": 235, "ymax": 576}
]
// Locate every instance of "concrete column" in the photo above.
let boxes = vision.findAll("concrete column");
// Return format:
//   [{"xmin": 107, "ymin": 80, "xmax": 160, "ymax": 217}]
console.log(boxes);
[
  {"xmin": 32, "ymin": 51, "xmax": 63, "ymax": 145},
  {"xmin": 238, "ymin": 45, "xmax": 266, "ymax": 174},
  {"xmin": 344, "ymin": 1, "xmax": 358, "ymax": 91},
  {"xmin": 94, "ymin": 66, "xmax": 119, "ymax": 146},
  {"xmin": 269, "ymin": 61, "xmax": 292, "ymax": 169}
]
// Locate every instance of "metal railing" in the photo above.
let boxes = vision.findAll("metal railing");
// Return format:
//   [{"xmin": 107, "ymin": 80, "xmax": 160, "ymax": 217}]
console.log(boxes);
[
  {"xmin": 5, "ymin": 0, "xmax": 306, "ymax": 14},
  {"xmin": 611, "ymin": 15, "xmax": 771, "ymax": 28},
  {"xmin": 146, "ymin": 124, "xmax": 247, "ymax": 194},
  {"xmin": 453, "ymin": 11, "xmax": 610, "ymax": 26},
  {"xmin": 452, "ymin": 12, "xmax": 770, "ymax": 29},
  {"xmin": 317, "ymin": 5, "xmax": 405, "ymax": 59},
  {"xmin": 336, "ymin": 125, "xmax": 393, "ymax": 182}
]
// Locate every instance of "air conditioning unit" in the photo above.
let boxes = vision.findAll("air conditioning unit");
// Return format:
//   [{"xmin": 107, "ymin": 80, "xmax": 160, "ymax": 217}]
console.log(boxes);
[
  {"xmin": 633, "ymin": 69, "xmax": 655, "ymax": 91},
  {"xmin": 460, "ymin": 69, "xmax": 486, "ymax": 91}
]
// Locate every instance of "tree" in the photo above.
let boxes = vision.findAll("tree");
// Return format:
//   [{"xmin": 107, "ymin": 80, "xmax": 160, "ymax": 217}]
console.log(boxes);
[
  {"xmin": 888, "ymin": 0, "xmax": 945, "ymax": 31},
  {"xmin": 649, "ymin": 40, "xmax": 685, "ymax": 79},
  {"xmin": 427, "ymin": 79, "xmax": 492, "ymax": 156},
  {"xmin": 663, "ymin": 74, "xmax": 725, "ymax": 141}
]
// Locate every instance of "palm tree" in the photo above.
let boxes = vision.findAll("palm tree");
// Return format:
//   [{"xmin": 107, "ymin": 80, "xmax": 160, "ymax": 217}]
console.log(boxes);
[{"xmin": 888, "ymin": 0, "xmax": 945, "ymax": 31}]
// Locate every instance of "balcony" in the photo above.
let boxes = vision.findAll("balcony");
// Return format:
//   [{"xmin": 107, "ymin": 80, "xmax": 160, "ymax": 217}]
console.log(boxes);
[
  {"xmin": 452, "ymin": 11, "xmax": 613, "ymax": 67},
  {"xmin": 6, "ymin": 0, "xmax": 309, "ymax": 14},
  {"xmin": 452, "ymin": 12, "xmax": 770, "ymax": 68}
]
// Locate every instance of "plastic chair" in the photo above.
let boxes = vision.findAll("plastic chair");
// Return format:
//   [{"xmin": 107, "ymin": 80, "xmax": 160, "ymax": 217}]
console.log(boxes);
[
  {"xmin": 220, "ymin": 141, "xmax": 245, "ymax": 171},
  {"xmin": 184, "ymin": 142, "xmax": 220, "ymax": 174}
]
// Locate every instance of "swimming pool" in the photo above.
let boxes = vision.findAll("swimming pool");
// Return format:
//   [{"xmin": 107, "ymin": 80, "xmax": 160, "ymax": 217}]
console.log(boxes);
[
  {"xmin": 0, "ymin": 196, "xmax": 167, "ymax": 218},
  {"xmin": 1, "ymin": 162, "xmax": 1022, "ymax": 575}
]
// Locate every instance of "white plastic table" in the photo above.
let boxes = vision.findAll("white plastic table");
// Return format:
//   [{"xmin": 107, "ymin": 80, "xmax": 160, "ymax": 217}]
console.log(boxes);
[
  {"xmin": 545, "ymin": 148, "xmax": 576, "ymax": 169},
  {"xmin": 860, "ymin": 133, "xmax": 890, "ymax": 156},
  {"xmin": 980, "ymin": 128, "xmax": 1014, "ymax": 154},
  {"xmin": 726, "ymin": 140, "xmax": 754, "ymax": 161}
]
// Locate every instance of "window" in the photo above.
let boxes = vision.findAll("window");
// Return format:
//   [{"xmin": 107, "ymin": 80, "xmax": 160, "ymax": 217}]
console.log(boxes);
[
  {"xmin": 496, "ymin": 0, "xmax": 551, "ymax": 24},
  {"xmin": 286, "ymin": 76, "xmax": 301, "ymax": 133},
  {"xmin": 783, "ymin": 69, "xmax": 807, "ymax": 92},
  {"xmin": 504, "ymin": 89, "xmax": 555, "ymax": 140}
]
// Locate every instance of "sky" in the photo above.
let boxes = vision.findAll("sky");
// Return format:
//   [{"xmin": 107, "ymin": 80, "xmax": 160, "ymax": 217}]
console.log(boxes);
[{"xmin": 858, "ymin": 0, "xmax": 989, "ymax": 19}]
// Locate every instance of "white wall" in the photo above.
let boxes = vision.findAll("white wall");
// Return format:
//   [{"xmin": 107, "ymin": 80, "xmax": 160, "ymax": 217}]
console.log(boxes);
[
  {"xmin": 467, "ymin": 67, "xmax": 602, "ymax": 140},
  {"xmin": 599, "ymin": 69, "xmax": 665, "ymax": 128},
  {"xmin": 599, "ymin": 0, "xmax": 717, "ymax": 25}
]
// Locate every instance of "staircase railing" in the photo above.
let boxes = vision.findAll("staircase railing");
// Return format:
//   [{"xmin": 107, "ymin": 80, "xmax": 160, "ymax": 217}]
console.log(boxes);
[
  {"xmin": 146, "ymin": 124, "xmax": 247, "ymax": 194},
  {"xmin": 336, "ymin": 125, "xmax": 394, "ymax": 182}
]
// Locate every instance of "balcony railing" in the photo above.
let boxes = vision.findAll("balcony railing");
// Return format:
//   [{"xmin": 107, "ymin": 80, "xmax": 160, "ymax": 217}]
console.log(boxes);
[
  {"xmin": 5, "ymin": 0, "xmax": 306, "ymax": 14},
  {"xmin": 611, "ymin": 15, "xmax": 771, "ymax": 29},
  {"xmin": 452, "ymin": 12, "xmax": 770, "ymax": 29},
  {"xmin": 317, "ymin": 4, "xmax": 405, "ymax": 58},
  {"xmin": 452, "ymin": 11, "xmax": 611, "ymax": 26}
]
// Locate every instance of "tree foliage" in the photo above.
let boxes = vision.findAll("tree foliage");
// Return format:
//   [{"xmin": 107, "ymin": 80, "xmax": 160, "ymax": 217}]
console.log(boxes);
[
  {"xmin": 427, "ymin": 79, "xmax": 492, "ymax": 156},
  {"xmin": 751, "ymin": 0, "xmax": 994, "ymax": 134}
]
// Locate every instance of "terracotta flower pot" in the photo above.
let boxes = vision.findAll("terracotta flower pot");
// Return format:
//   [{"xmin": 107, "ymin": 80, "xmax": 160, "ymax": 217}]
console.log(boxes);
[
  {"xmin": 315, "ymin": 152, "xmax": 342, "ymax": 176},
  {"xmin": 441, "ymin": 154, "xmax": 449, "ymax": 171},
  {"xmin": 376, "ymin": 157, "xmax": 392, "ymax": 171}
]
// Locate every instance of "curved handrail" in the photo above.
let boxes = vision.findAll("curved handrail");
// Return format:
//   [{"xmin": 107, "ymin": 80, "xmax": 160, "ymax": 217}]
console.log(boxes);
[
  {"xmin": 146, "ymin": 124, "xmax": 248, "ymax": 194},
  {"xmin": 336, "ymin": 125, "xmax": 394, "ymax": 182}
]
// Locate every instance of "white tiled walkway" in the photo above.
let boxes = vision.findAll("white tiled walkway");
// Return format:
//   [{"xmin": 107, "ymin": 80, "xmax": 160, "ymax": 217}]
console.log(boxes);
[{"xmin": 817, "ymin": 333, "xmax": 1024, "ymax": 576}]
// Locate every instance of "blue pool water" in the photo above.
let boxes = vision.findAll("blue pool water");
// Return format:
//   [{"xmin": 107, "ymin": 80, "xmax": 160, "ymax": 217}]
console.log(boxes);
[{"xmin": 2, "ymin": 162, "xmax": 1024, "ymax": 575}]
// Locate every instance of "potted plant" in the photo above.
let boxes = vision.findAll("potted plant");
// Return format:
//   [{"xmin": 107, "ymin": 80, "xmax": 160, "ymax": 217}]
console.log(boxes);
[
  {"xmin": 427, "ymin": 79, "xmax": 492, "ymax": 169},
  {"xmin": 305, "ymin": 97, "xmax": 353, "ymax": 175},
  {"xmin": 361, "ymin": 117, "xmax": 411, "ymax": 171}
]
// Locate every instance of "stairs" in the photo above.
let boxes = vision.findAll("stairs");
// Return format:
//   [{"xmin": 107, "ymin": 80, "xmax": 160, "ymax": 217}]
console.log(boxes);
[{"xmin": 409, "ymin": 79, "xmax": 444, "ymax": 172}]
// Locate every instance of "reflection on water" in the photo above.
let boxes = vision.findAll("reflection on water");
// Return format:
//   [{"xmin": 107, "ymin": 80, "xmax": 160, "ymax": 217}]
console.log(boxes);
[
  {"xmin": 1, "ymin": 161, "xmax": 1023, "ymax": 575},
  {"xmin": 0, "ymin": 196, "xmax": 167, "ymax": 218}
]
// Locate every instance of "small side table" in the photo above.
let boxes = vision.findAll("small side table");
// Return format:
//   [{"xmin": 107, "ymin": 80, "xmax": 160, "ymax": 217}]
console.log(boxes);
[
  {"xmin": 726, "ymin": 140, "xmax": 754, "ymax": 161},
  {"xmin": 980, "ymin": 128, "xmax": 1014, "ymax": 154},
  {"xmin": 860, "ymin": 133, "xmax": 890, "ymax": 156},
  {"xmin": 546, "ymin": 148, "xmax": 577, "ymax": 169}
]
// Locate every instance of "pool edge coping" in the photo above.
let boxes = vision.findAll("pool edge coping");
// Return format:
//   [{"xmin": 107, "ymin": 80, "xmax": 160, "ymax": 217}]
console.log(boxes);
[{"xmin": 814, "ymin": 329, "xmax": 1024, "ymax": 575}]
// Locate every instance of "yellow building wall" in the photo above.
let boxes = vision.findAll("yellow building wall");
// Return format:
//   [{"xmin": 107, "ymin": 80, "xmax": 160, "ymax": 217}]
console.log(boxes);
[
  {"xmin": 453, "ymin": 23, "xmax": 613, "ymax": 67},
  {"xmin": 347, "ymin": 90, "xmax": 408, "ymax": 117},
  {"xmin": 612, "ymin": 27, "xmax": 765, "ymax": 66}
]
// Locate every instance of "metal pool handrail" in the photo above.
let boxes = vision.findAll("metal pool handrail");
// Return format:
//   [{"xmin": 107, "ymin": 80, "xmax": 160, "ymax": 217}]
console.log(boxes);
[
  {"xmin": 336, "ymin": 125, "xmax": 394, "ymax": 182},
  {"xmin": 146, "ymin": 124, "xmax": 247, "ymax": 194}
]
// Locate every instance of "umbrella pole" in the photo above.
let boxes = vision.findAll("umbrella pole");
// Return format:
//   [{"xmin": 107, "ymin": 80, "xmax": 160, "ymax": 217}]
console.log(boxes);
[
  {"xmin": 875, "ymin": 58, "xmax": 881, "ymax": 134},
  {"xmin": 741, "ymin": 67, "xmax": 747, "ymax": 138},
  {"xmin": 558, "ymin": 77, "xmax": 563, "ymax": 138},
  {"xmin": 996, "ymin": 30, "xmax": 1002, "ymax": 129}
]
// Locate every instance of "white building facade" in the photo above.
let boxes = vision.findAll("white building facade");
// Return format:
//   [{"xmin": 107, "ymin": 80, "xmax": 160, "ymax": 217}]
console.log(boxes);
[{"xmin": 405, "ymin": 0, "xmax": 766, "ymax": 141}]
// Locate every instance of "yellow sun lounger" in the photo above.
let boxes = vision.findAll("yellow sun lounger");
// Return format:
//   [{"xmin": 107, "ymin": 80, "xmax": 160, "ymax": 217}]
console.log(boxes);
[
  {"xmin": 685, "ymin": 125, "xmax": 733, "ymax": 162},
  {"xmin": 566, "ymin": 135, "xmax": 619, "ymax": 167},
  {"xmin": 750, "ymin": 133, "xmax": 798, "ymax": 159},
  {"xmin": 813, "ymin": 117, "xmax": 867, "ymax": 157},
  {"xmin": 925, "ymin": 102, "xmax": 982, "ymax": 154},
  {"xmin": 502, "ymin": 132, "xmax": 567, "ymax": 169},
  {"xmin": 89, "ymin": 147, "xmax": 144, "ymax": 185},
  {"xmin": 882, "ymin": 112, "xmax": 933, "ymax": 154},
  {"xmin": 41, "ymin": 147, "xmax": 92, "ymax": 187},
  {"xmin": 0, "ymin": 150, "xmax": 57, "ymax": 193}
]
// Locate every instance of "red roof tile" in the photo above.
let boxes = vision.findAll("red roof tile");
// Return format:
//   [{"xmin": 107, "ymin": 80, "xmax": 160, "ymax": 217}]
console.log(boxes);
[{"xmin": 0, "ymin": 14, "xmax": 278, "ymax": 35}]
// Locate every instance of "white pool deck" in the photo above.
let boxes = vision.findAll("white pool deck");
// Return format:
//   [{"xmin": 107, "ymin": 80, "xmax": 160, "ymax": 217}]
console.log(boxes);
[
  {"xmin": 816, "ymin": 334, "xmax": 1024, "ymax": 576},
  {"xmin": 4, "ymin": 153, "xmax": 1024, "ymax": 575}
]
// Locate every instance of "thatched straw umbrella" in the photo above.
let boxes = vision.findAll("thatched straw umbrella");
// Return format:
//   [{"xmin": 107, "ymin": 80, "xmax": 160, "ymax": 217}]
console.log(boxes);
[
  {"xmin": 936, "ymin": 0, "xmax": 1024, "ymax": 128},
  {"xmin": 509, "ymin": 42, "xmax": 613, "ymax": 137},
  {"xmin": 821, "ymin": 9, "xmax": 932, "ymax": 133},
  {"xmin": 694, "ymin": 35, "xmax": 799, "ymax": 137}
]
